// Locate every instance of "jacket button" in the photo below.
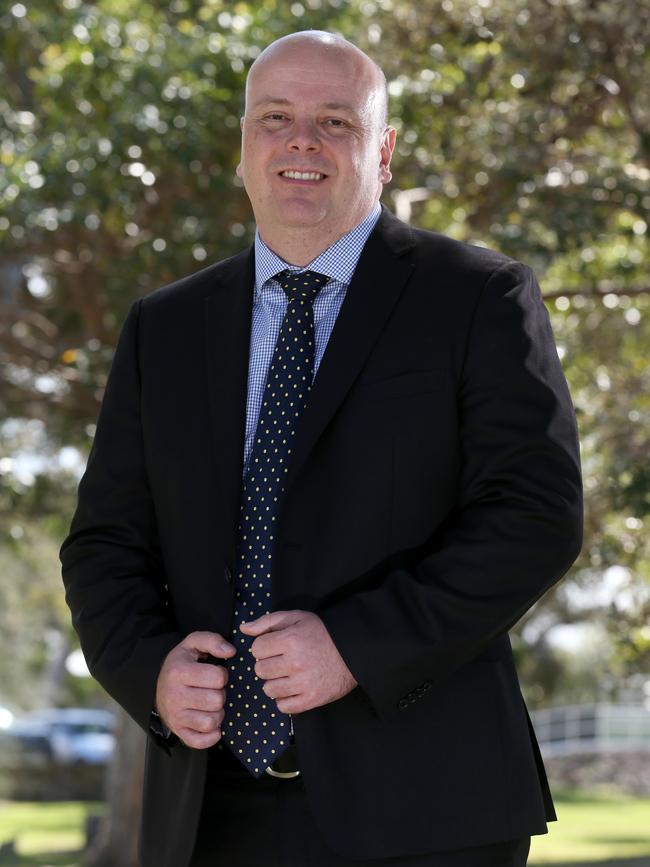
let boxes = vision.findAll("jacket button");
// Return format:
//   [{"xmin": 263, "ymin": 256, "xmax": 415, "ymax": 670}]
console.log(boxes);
[
  {"xmin": 224, "ymin": 566, "xmax": 233, "ymax": 584},
  {"xmin": 398, "ymin": 698, "xmax": 409, "ymax": 710}
]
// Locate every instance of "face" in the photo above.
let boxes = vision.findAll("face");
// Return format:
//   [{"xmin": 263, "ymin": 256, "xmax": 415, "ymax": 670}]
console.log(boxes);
[{"xmin": 237, "ymin": 41, "xmax": 395, "ymax": 244}]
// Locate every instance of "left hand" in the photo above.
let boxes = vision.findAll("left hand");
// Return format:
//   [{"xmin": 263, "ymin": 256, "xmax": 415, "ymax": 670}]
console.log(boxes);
[{"xmin": 240, "ymin": 610, "xmax": 358, "ymax": 714}]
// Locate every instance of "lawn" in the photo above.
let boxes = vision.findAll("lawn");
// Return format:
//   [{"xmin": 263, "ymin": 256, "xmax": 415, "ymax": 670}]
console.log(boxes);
[
  {"xmin": 528, "ymin": 788, "xmax": 650, "ymax": 865},
  {"xmin": 0, "ymin": 800, "xmax": 101, "ymax": 866},
  {"xmin": 0, "ymin": 790, "xmax": 649, "ymax": 865}
]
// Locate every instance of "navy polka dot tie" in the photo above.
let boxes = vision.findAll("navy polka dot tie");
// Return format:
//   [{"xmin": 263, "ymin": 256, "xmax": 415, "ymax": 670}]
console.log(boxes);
[{"xmin": 223, "ymin": 269, "xmax": 329, "ymax": 777}]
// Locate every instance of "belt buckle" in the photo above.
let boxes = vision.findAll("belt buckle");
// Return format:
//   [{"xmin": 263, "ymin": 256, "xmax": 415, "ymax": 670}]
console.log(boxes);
[
  {"xmin": 265, "ymin": 765, "xmax": 301, "ymax": 779},
  {"xmin": 265, "ymin": 746, "xmax": 301, "ymax": 779}
]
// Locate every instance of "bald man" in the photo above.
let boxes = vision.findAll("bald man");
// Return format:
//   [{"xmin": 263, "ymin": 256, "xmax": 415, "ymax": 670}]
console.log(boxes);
[{"xmin": 61, "ymin": 30, "xmax": 582, "ymax": 867}]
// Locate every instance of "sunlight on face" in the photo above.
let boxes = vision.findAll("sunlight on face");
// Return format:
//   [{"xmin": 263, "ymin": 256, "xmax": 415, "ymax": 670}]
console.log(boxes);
[{"xmin": 237, "ymin": 37, "xmax": 394, "ymax": 248}]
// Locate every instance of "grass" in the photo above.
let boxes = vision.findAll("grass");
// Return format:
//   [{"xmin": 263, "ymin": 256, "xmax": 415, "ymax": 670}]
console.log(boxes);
[
  {"xmin": 0, "ymin": 790, "xmax": 648, "ymax": 865},
  {"xmin": 529, "ymin": 788, "xmax": 650, "ymax": 865},
  {"xmin": 0, "ymin": 800, "xmax": 102, "ymax": 866}
]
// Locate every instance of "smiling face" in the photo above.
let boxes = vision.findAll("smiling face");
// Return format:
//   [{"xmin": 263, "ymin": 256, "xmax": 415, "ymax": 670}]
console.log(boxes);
[{"xmin": 237, "ymin": 34, "xmax": 395, "ymax": 262}]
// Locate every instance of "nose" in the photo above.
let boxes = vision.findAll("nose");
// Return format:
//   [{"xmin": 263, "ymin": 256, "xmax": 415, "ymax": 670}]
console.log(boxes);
[{"xmin": 286, "ymin": 118, "xmax": 321, "ymax": 153}]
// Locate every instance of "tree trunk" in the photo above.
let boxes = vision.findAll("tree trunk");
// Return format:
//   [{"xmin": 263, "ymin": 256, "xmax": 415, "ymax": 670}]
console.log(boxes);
[{"xmin": 84, "ymin": 705, "xmax": 145, "ymax": 867}]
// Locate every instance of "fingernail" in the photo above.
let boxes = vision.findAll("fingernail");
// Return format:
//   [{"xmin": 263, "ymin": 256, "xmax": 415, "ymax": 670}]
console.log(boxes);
[{"xmin": 221, "ymin": 643, "xmax": 235, "ymax": 653}]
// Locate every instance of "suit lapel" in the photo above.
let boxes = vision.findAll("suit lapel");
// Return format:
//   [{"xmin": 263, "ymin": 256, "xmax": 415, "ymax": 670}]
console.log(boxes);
[
  {"xmin": 284, "ymin": 208, "xmax": 416, "ymax": 493},
  {"xmin": 204, "ymin": 248, "xmax": 254, "ymax": 555}
]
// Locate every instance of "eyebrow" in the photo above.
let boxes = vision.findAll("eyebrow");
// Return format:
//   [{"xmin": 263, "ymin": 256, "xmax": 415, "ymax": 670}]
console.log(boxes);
[{"xmin": 252, "ymin": 96, "xmax": 357, "ymax": 114}]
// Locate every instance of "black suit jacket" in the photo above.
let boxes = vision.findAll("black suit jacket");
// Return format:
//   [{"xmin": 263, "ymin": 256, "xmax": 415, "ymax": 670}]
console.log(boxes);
[{"xmin": 61, "ymin": 207, "xmax": 583, "ymax": 866}]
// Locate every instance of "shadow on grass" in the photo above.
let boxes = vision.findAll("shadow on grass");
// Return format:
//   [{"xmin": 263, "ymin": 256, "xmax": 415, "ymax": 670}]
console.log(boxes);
[{"xmin": 0, "ymin": 850, "xmax": 80, "ymax": 867}]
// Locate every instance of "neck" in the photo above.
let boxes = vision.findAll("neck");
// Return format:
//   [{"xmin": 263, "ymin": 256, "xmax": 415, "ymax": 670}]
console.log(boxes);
[
  {"xmin": 256, "ymin": 203, "xmax": 379, "ymax": 267},
  {"xmin": 258, "ymin": 226, "xmax": 346, "ymax": 267}
]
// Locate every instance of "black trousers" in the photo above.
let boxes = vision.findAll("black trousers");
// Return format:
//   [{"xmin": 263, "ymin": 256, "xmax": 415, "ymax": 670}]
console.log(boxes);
[{"xmin": 190, "ymin": 745, "xmax": 531, "ymax": 867}]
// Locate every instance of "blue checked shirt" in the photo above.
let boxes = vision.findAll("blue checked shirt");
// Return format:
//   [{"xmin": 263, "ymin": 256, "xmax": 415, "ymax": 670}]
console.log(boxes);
[{"xmin": 243, "ymin": 204, "xmax": 381, "ymax": 471}]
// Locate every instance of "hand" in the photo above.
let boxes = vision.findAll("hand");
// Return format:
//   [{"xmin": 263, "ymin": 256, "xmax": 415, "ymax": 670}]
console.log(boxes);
[
  {"xmin": 155, "ymin": 631, "xmax": 236, "ymax": 749},
  {"xmin": 240, "ymin": 610, "xmax": 358, "ymax": 714}
]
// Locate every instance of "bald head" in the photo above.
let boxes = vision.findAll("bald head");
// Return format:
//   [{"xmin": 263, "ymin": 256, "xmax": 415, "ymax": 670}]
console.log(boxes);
[
  {"xmin": 246, "ymin": 31, "xmax": 388, "ymax": 130},
  {"xmin": 237, "ymin": 28, "xmax": 396, "ymax": 264}
]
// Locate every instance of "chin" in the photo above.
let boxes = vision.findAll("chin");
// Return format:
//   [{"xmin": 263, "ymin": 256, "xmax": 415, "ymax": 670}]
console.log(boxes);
[{"xmin": 274, "ymin": 205, "xmax": 329, "ymax": 229}]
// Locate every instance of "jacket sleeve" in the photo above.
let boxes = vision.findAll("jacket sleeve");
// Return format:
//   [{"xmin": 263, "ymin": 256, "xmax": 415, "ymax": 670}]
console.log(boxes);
[
  {"xmin": 60, "ymin": 300, "xmax": 184, "ymax": 738},
  {"xmin": 318, "ymin": 261, "xmax": 583, "ymax": 722}
]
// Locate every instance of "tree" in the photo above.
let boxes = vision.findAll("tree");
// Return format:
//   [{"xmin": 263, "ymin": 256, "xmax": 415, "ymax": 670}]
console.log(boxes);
[{"xmin": 1, "ymin": 1, "xmax": 648, "ymax": 864}]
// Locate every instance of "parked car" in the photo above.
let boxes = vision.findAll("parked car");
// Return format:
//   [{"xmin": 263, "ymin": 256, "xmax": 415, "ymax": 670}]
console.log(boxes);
[
  {"xmin": 0, "ymin": 707, "xmax": 116, "ymax": 800},
  {"xmin": 0, "ymin": 704, "xmax": 15, "ymax": 729}
]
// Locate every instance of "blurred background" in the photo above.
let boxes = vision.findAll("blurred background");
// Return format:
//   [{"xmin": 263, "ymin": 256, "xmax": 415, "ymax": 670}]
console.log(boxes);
[{"xmin": 0, "ymin": 0, "xmax": 649, "ymax": 864}]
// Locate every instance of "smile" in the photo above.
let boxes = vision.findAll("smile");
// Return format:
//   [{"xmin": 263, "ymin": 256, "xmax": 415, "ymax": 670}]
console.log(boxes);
[{"xmin": 280, "ymin": 170, "xmax": 327, "ymax": 181}]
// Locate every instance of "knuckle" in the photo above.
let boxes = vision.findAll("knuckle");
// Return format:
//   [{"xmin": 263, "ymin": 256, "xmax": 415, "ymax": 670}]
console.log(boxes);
[
  {"xmin": 211, "ymin": 668, "xmax": 225, "ymax": 689},
  {"xmin": 290, "ymin": 657, "xmax": 301, "ymax": 674}
]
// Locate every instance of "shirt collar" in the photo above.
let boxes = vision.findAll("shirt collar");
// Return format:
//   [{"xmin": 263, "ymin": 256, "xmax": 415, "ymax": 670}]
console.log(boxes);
[{"xmin": 254, "ymin": 203, "xmax": 381, "ymax": 292}]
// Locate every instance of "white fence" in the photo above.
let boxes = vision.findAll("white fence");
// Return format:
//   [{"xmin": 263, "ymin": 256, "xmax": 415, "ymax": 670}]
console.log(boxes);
[{"xmin": 529, "ymin": 703, "xmax": 650, "ymax": 757}]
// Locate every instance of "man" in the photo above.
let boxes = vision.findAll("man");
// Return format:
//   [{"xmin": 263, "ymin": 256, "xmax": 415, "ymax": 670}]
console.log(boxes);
[{"xmin": 61, "ymin": 30, "xmax": 583, "ymax": 867}]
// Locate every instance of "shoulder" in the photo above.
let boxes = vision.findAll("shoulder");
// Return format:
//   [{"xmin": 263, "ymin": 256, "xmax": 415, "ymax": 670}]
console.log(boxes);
[
  {"xmin": 412, "ymin": 226, "xmax": 514, "ymax": 276},
  {"xmin": 377, "ymin": 206, "xmax": 520, "ymax": 283}
]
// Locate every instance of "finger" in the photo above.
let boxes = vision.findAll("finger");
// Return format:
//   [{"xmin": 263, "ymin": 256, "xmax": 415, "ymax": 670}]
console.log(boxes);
[
  {"xmin": 250, "ymin": 632, "xmax": 285, "ymax": 661},
  {"xmin": 183, "ymin": 663, "xmax": 230, "ymax": 690},
  {"xmin": 182, "ymin": 686, "xmax": 225, "ymax": 712},
  {"xmin": 276, "ymin": 695, "xmax": 308, "ymax": 714},
  {"xmin": 261, "ymin": 677, "xmax": 296, "ymax": 700},
  {"xmin": 177, "ymin": 709, "xmax": 224, "ymax": 734},
  {"xmin": 182, "ymin": 631, "xmax": 236, "ymax": 659},
  {"xmin": 255, "ymin": 655, "xmax": 289, "ymax": 681},
  {"xmin": 176, "ymin": 726, "xmax": 223, "ymax": 750},
  {"xmin": 240, "ymin": 610, "xmax": 302, "ymax": 636}
]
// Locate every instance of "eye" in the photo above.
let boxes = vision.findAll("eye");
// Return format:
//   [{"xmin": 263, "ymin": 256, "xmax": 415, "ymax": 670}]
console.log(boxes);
[
  {"xmin": 264, "ymin": 112, "xmax": 289, "ymax": 122},
  {"xmin": 324, "ymin": 118, "xmax": 347, "ymax": 128}
]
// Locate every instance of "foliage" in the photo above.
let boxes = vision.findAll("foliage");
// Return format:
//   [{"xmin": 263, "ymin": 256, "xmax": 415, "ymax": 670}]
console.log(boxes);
[{"xmin": 0, "ymin": 0, "xmax": 649, "ymax": 710}]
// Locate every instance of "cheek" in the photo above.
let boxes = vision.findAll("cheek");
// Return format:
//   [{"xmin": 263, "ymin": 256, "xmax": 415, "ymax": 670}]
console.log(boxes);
[{"xmin": 340, "ymin": 153, "xmax": 374, "ymax": 194}]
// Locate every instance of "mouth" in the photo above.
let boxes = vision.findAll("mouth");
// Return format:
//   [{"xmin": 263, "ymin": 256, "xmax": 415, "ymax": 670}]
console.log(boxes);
[{"xmin": 279, "ymin": 170, "xmax": 327, "ymax": 181}]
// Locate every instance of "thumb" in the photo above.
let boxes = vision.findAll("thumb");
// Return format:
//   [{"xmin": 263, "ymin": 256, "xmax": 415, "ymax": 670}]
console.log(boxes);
[
  {"xmin": 182, "ymin": 630, "xmax": 236, "ymax": 659},
  {"xmin": 240, "ymin": 610, "xmax": 302, "ymax": 636}
]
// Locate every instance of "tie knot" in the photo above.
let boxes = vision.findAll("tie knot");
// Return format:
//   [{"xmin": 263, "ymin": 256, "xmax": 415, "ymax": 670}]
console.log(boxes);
[{"xmin": 275, "ymin": 269, "xmax": 329, "ymax": 304}]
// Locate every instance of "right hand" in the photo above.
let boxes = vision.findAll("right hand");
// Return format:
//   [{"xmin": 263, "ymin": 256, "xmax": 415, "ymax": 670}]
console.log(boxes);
[{"xmin": 155, "ymin": 631, "xmax": 236, "ymax": 749}]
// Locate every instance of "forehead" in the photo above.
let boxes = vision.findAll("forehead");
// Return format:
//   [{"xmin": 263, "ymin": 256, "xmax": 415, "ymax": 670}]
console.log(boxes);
[{"xmin": 247, "ymin": 45, "xmax": 379, "ymax": 115}]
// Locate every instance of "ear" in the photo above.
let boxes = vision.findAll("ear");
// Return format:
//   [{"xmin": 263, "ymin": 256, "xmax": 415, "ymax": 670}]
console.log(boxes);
[
  {"xmin": 379, "ymin": 126, "xmax": 396, "ymax": 185},
  {"xmin": 236, "ymin": 116, "xmax": 245, "ymax": 178}
]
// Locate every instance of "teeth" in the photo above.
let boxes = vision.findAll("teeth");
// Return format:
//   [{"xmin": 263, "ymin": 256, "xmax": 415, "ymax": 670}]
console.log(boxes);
[{"xmin": 281, "ymin": 170, "xmax": 324, "ymax": 180}]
